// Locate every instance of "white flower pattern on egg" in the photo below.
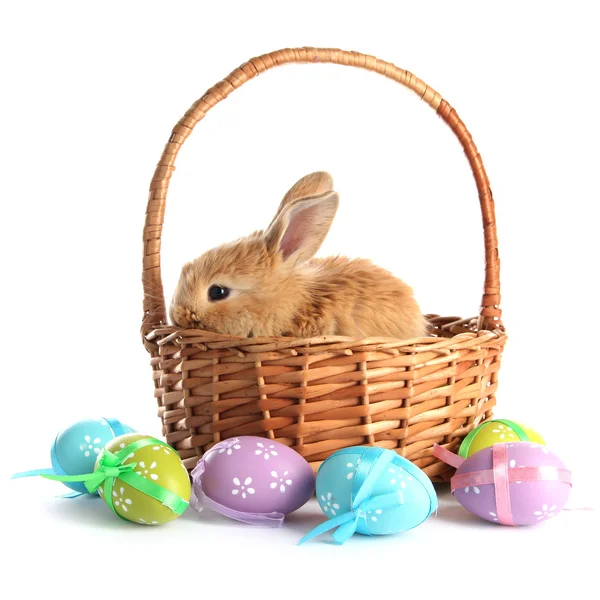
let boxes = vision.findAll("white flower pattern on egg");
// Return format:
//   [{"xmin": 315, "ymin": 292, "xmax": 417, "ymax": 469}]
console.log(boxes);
[
  {"xmin": 489, "ymin": 511, "xmax": 499, "ymax": 522},
  {"xmin": 491, "ymin": 424, "xmax": 516, "ymax": 440},
  {"xmin": 138, "ymin": 518, "xmax": 159, "ymax": 525},
  {"xmin": 112, "ymin": 487, "xmax": 133, "ymax": 512},
  {"xmin": 533, "ymin": 504, "xmax": 557, "ymax": 521},
  {"xmin": 368, "ymin": 508, "xmax": 383, "ymax": 522},
  {"xmin": 219, "ymin": 443, "xmax": 241, "ymax": 456},
  {"xmin": 270, "ymin": 470, "xmax": 293, "ymax": 493},
  {"xmin": 254, "ymin": 442, "xmax": 278, "ymax": 460},
  {"xmin": 232, "ymin": 477, "xmax": 255, "ymax": 499},
  {"xmin": 80, "ymin": 435, "xmax": 102, "ymax": 457},
  {"xmin": 153, "ymin": 445, "xmax": 171, "ymax": 455},
  {"xmin": 136, "ymin": 460, "xmax": 159, "ymax": 481},
  {"xmin": 345, "ymin": 459, "xmax": 361, "ymax": 480},
  {"xmin": 464, "ymin": 486, "xmax": 480, "ymax": 494},
  {"xmin": 389, "ymin": 468, "xmax": 407, "ymax": 488},
  {"xmin": 320, "ymin": 492, "xmax": 340, "ymax": 516}
]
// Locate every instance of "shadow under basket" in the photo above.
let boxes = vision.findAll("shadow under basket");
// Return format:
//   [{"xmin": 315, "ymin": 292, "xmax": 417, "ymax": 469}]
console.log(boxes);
[{"xmin": 141, "ymin": 47, "xmax": 507, "ymax": 482}]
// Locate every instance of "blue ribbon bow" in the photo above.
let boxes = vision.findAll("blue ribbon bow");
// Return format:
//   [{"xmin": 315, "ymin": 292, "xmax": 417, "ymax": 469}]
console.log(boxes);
[{"xmin": 299, "ymin": 447, "xmax": 405, "ymax": 545}]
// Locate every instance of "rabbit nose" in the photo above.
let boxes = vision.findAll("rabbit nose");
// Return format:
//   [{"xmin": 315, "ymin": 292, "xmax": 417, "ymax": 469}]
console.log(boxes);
[
  {"xmin": 171, "ymin": 304, "xmax": 194, "ymax": 328},
  {"xmin": 190, "ymin": 314, "xmax": 204, "ymax": 328}
]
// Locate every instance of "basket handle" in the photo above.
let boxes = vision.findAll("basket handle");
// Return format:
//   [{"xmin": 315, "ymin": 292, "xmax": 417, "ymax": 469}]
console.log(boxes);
[{"xmin": 142, "ymin": 47, "xmax": 502, "ymax": 338}]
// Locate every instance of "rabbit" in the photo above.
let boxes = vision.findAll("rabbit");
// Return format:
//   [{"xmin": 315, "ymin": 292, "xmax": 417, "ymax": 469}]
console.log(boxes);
[{"xmin": 170, "ymin": 171, "xmax": 427, "ymax": 339}]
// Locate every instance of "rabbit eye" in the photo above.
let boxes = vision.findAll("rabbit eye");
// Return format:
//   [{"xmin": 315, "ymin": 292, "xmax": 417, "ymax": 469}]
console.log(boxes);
[{"xmin": 208, "ymin": 285, "xmax": 230, "ymax": 301}]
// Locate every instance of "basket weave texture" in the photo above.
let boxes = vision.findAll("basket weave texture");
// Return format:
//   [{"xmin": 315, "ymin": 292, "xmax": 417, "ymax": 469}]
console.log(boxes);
[{"xmin": 141, "ymin": 48, "xmax": 507, "ymax": 482}]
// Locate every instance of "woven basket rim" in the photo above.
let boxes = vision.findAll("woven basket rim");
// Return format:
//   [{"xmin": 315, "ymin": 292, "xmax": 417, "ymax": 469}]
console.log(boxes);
[{"xmin": 145, "ymin": 320, "xmax": 507, "ymax": 352}]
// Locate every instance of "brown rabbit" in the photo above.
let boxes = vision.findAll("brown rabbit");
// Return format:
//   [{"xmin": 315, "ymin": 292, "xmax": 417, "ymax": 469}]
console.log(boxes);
[{"xmin": 170, "ymin": 172, "xmax": 427, "ymax": 339}]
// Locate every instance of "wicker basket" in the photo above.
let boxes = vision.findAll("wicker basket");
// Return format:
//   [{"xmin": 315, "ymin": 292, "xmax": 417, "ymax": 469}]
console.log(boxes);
[{"xmin": 141, "ymin": 47, "xmax": 507, "ymax": 482}]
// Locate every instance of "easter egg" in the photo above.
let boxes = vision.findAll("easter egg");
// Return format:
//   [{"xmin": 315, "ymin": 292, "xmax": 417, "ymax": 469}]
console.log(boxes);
[
  {"xmin": 300, "ymin": 446, "xmax": 437, "ymax": 544},
  {"xmin": 97, "ymin": 434, "xmax": 191, "ymax": 525},
  {"xmin": 191, "ymin": 436, "xmax": 315, "ymax": 521},
  {"xmin": 452, "ymin": 441, "xmax": 571, "ymax": 525},
  {"xmin": 51, "ymin": 418, "xmax": 135, "ymax": 494},
  {"xmin": 459, "ymin": 419, "xmax": 546, "ymax": 459}
]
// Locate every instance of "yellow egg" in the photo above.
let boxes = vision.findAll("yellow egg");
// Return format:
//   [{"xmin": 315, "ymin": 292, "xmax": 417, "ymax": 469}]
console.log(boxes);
[
  {"xmin": 96, "ymin": 433, "xmax": 191, "ymax": 525},
  {"xmin": 459, "ymin": 420, "xmax": 546, "ymax": 458}
]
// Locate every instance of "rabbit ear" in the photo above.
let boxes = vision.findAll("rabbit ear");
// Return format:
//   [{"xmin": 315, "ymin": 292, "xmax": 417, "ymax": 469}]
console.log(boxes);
[
  {"xmin": 270, "ymin": 172, "xmax": 334, "ymax": 225},
  {"xmin": 282, "ymin": 171, "xmax": 334, "ymax": 204},
  {"xmin": 265, "ymin": 190, "xmax": 339, "ymax": 264}
]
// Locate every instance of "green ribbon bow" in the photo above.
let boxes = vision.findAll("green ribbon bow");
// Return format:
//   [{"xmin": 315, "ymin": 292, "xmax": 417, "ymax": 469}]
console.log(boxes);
[{"xmin": 41, "ymin": 437, "xmax": 188, "ymax": 520}]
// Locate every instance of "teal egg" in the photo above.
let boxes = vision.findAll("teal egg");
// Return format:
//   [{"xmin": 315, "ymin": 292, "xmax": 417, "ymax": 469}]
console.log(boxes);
[
  {"xmin": 50, "ymin": 418, "xmax": 135, "ymax": 494},
  {"xmin": 315, "ymin": 447, "xmax": 437, "ymax": 537}
]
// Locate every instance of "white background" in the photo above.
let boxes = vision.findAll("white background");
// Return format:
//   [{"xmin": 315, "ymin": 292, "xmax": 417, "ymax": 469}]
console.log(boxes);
[{"xmin": 1, "ymin": 1, "xmax": 598, "ymax": 598}]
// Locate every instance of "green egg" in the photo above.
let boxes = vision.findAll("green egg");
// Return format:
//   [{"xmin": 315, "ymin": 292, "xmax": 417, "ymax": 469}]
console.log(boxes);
[{"xmin": 96, "ymin": 433, "xmax": 191, "ymax": 525}]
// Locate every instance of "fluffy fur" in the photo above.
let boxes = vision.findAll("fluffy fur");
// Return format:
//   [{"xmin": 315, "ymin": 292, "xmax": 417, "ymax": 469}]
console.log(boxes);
[{"xmin": 170, "ymin": 172, "xmax": 426, "ymax": 339}]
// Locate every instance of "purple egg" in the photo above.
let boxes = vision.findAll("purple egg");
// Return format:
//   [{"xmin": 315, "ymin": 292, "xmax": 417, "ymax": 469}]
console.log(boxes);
[
  {"xmin": 453, "ymin": 442, "xmax": 571, "ymax": 525},
  {"xmin": 197, "ymin": 436, "xmax": 315, "ymax": 516}
]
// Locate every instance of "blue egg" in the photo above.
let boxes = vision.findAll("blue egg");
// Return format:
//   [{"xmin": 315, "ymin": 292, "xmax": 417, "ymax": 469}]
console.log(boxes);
[
  {"xmin": 302, "ymin": 446, "xmax": 437, "ymax": 543},
  {"xmin": 50, "ymin": 418, "xmax": 135, "ymax": 494}
]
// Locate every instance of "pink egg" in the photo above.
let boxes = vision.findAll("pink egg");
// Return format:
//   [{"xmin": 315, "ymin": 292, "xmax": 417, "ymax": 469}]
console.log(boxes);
[
  {"xmin": 190, "ymin": 436, "xmax": 315, "ymax": 522},
  {"xmin": 452, "ymin": 442, "xmax": 571, "ymax": 525}
]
